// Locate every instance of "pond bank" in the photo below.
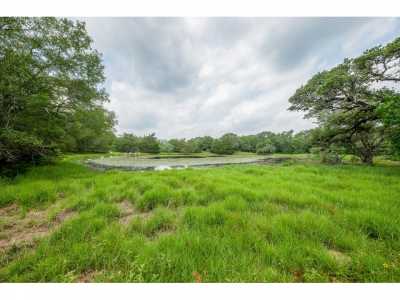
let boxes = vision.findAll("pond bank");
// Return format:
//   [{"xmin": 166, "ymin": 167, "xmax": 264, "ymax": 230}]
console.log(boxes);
[{"xmin": 86, "ymin": 155, "xmax": 293, "ymax": 171}]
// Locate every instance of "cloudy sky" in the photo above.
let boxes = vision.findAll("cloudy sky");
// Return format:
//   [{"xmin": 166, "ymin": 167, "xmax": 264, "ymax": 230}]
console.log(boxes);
[{"xmin": 81, "ymin": 17, "xmax": 400, "ymax": 139}]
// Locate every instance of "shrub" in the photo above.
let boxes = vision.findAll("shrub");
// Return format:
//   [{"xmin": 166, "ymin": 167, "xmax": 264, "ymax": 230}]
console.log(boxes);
[
  {"xmin": 311, "ymin": 145, "xmax": 344, "ymax": 165},
  {"xmin": 210, "ymin": 139, "xmax": 234, "ymax": 155},
  {"xmin": 256, "ymin": 142, "xmax": 276, "ymax": 154},
  {"xmin": 0, "ymin": 129, "xmax": 58, "ymax": 176}
]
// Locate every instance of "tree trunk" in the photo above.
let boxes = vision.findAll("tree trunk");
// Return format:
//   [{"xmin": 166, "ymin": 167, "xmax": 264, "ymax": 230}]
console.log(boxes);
[{"xmin": 360, "ymin": 152, "xmax": 374, "ymax": 165}]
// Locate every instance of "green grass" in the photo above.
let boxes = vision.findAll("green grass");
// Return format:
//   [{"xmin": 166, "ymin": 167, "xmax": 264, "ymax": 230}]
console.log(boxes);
[{"xmin": 0, "ymin": 155, "xmax": 400, "ymax": 282}]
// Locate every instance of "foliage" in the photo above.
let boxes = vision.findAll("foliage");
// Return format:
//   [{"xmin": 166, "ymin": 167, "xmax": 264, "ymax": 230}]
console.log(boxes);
[
  {"xmin": 195, "ymin": 136, "xmax": 214, "ymax": 151},
  {"xmin": 256, "ymin": 141, "xmax": 276, "ymax": 154},
  {"xmin": 61, "ymin": 107, "xmax": 116, "ymax": 153},
  {"xmin": 141, "ymin": 130, "xmax": 316, "ymax": 156},
  {"xmin": 238, "ymin": 135, "xmax": 259, "ymax": 152},
  {"xmin": 376, "ymin": 92, "xmax": 400, "ymax": 155},
  {"xmin": 168, "ymin": 139, "xmax": 186, "ymax": 153},
  {"xmin": 319, "ymin": 146, "xmax": 345, "ymax": 164},
  {"xmin": 210, "ymin": 134, "xmax": 237, "ymax": 154},
  {"xmin": 0, "ymin": 17, "xmax": 112, "ymax": 173},
  {"xmin": 114, "ymin": 133, "xmax": 160, "ymax": 154},
  {"xmin": 182, "ymin": 139, "xmax": 202, "ymax": 154},
  {"xmin": 354, "ymin": 37, "xmax": 400, "ymax": 83},
  {"xmin": 0, "ymin": 129, "xmax": 58, "ymax": 176},
  {"xmin": 139, "ymin": 133, "xmax": 160, "ymax": 154},
  {"xmin": 113, "ymin": 134, "xmax": 140, "ymax": 153},
  {"xmin": 159, "ymin": 141, "xmax": 174, "ymax": 153},
  {"xmin": 289, "ymin": 37, "xmax": 400, "ymax": 164}
]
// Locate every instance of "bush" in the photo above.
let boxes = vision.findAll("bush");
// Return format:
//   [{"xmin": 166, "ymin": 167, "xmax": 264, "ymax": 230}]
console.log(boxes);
[
  {"xmin": 256, "ymin": 142, "xmax": 276, "ymax": 154},
  {"xmin": 159, "ymin": 141, "xmax": 174, "ymax": 153},
  {"xmin": 0, "ymin": 129, "xmax": 58, "ymax": 176},
  {"xmin": 210, "ymin": 139, "xmax": 234, "ymax": 155},
  {"xmin": 311, "ymin": 145, "xmax": 344, "ymax": 164}
]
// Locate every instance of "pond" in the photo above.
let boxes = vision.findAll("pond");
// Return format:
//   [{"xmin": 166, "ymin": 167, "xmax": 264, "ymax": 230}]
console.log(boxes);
[{"xmin": 86, "ymin": 154, "xmax": 288, "ymax": 171}]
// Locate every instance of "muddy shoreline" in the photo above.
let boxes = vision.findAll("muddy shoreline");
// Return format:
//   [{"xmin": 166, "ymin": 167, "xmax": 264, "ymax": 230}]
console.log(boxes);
[{"xmin": 86, "ymin": 156, "xmax": 292, "ymax": 171}]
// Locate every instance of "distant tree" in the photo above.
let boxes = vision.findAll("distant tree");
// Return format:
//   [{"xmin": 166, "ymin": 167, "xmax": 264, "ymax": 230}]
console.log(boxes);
[
  {"xmin": 139, "ymin": 133, "xmax": 160, "ymax": 153},
  {"xmin": 62, "ymin": 107, "xmax": 116, "ymax": 153},
  {"xmin": 222, "ymin": 133, "xmax": 241, "ymax": 151},
  {"xmin": 273, "ymin": 131, "xmax": 295, "ymax": 153},
  {"xmin": 159, "ymin": 140, "xmax": 174, "ymax": 153},
  {"xmin": 211, "ymin": 134, "xmax": 236, "ymax": 155},
  {"xmin": 256, "ymin": 141, "xmax": 276, "ymax": 154},
  {"xmin": 239, "ymin": 135, "xmax": 258, "ymax": 152},
  {"xmin": 195, "ymin": 136, "xmax": 214, "ymax": 152},
  {"xmin": 113, "ymin": 134, "xmax": 140, "ymax": 153},
  {"xmin": 169, "ymin": 139, "xmax": 186, "ymax": 153},
  {"xmin": 292, "ymin": 130, "xmax": 314, "ymax": 153},
  {"xmin": 183, "ymin": 139, "xmax": 202, "ymax": 153}
]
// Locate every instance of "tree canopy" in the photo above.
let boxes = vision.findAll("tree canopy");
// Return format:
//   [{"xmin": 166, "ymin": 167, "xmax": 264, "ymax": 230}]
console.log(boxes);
[
  {"xmin": 0, "ymin": 17, "xmax": 114, "ymax": 174},
  {"xmin": 289, "ymin": 37, "xmax": 400, "ymax": 164}
]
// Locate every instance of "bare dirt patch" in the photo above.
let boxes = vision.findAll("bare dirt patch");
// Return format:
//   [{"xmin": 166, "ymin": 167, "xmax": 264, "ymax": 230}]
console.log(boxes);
[
  {"xmin": 328, "ymin": 249, "xmax": 351, "ymax": 265},
  {"xmin": 117, "ymin": 200, "xmax": 152, "ymax": 225},
  {"xmin": 0, "ymin": 204, "xmax": 76, "ymax": 252},
  {"xmin": 76, "ymin": 270, "xmax": 103, "ymax": 283}
]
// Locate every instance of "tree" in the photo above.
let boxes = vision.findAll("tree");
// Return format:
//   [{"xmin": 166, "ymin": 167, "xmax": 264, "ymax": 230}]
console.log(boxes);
[
  {"xmin": 159, "ymin": 140, "xmax": 174, "ymax": 153},
  {"xmin": 0, "ymin": 17, "xmax": 110, "ymax": 173},
  {"xmin": 239, "ymin": 135, "xmax": 258, "ymax": 152},
  {"xmin": 113, "ymin": 134, "xmax": 140, "ymax": 153},
  {"xmin": 273, "ymin": 131, "xmax": 295, "ymax": 153},
  {"xmin": 183, "ymin": 139, "xmax": 202, "ymax": 153},
  {"xmin": 376, "ymin": 90, "xmax": 400, "ymax": 156},
  {"xmin": 169, "ymin": 139, "xmax": 186, "ymax": 153},
  {"xmin": 139, "ymin": 133, "xmax": 160, "ymax": 153},
  {"xmin": 194, "ymin": 136, "xmax": 214, "ymax": 152},
  {"xmin": 288, "ymin": 37, "xmax": 400, "ymax": 164},
  {"xmin": 210, "ymin": 134, "xmax": 236, "ymax": 155},
  {"xmin": 354, "ymin": 37, "xmax": 400, "ymax": 83},
  {"xmin": 256, "ymin": 141, "xmax": 276, "ymax": 154},
  {"xmin": 62, "ymin": 106, "xmax": 116, "ymax": 153},
  {"xmin": 222, "ymin": 133, "xmax": 241, "ymax": 151},
  {"xmin": 292, "ymin": 130, "xmax": 313, "ymax": 153},
  {"xmin": 352, "ymin": 37, "xmax": 400, "ymax": 157},
  {"xmin": 0, "ymin": 129, "xmax": 57, "ymax": 176}
]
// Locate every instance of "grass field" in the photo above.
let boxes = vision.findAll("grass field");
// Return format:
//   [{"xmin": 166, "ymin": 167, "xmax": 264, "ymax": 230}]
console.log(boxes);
[{"xmin": 0, "ymin": 154, "xmax": 400, "ymax": 282}]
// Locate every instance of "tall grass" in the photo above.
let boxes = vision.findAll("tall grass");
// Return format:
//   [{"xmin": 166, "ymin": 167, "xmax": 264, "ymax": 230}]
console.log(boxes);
[{"xmin": 0, "ymin": 156, "xmax": 399, "ymax": 282}]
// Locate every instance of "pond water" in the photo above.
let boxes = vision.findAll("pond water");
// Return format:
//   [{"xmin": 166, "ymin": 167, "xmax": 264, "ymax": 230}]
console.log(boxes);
[{"xmin": 86, "ymin": 155, "xmax": 281, "ymax": 171}]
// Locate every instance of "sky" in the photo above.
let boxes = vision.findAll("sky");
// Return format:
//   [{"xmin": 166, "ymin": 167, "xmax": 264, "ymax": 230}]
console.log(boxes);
[{"xmin": 81, "ymin": 17, "xmax": 400, "ymax": 139}]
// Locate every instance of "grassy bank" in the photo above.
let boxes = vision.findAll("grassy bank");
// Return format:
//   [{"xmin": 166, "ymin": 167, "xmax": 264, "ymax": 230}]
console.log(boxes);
[{"xmin": 1, "ymin": 155, "xmax": 400, "ymax": 282}]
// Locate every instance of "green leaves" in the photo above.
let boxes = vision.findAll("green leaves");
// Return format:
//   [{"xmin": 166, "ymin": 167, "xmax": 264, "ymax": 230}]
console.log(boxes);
[
  {"xmin": 376, "ymin": 91, "xmax": 400, "ymax": 155},
  {"xmin": 0, "ymin": 129, "xmax": 58, "ymax": 176},
  {"xmin": 354, "ymin": 37, "xmax": 400, "ymax": 83},
  {"xmin": 0, "ymin": 17, "xmax": 113, "ymax": 173},
  {"xmin": 288, "ymin": 36, "xmax": 400, "ymax": 164}
]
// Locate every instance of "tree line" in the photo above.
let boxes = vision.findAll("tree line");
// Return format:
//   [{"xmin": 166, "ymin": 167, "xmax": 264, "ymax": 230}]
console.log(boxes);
[
  {"xmin": 112, "ymin": 130, "xmax": 313, "ymax": 155},
  {"xmin": 1, "ymin": 17, "xmax": 399, "ymax": 175}
]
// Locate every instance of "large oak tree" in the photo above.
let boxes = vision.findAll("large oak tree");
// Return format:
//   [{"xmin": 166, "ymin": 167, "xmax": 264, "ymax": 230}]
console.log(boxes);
[{"xmin": 289, "ymin": 37, "xmax": 400, "ymax": 164}]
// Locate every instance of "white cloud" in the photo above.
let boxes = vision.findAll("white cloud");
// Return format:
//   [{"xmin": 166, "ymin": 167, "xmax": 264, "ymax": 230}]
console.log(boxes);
[{"xmin": 83, "ymin": 17, "xmax": 400, "ymax": 138}]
